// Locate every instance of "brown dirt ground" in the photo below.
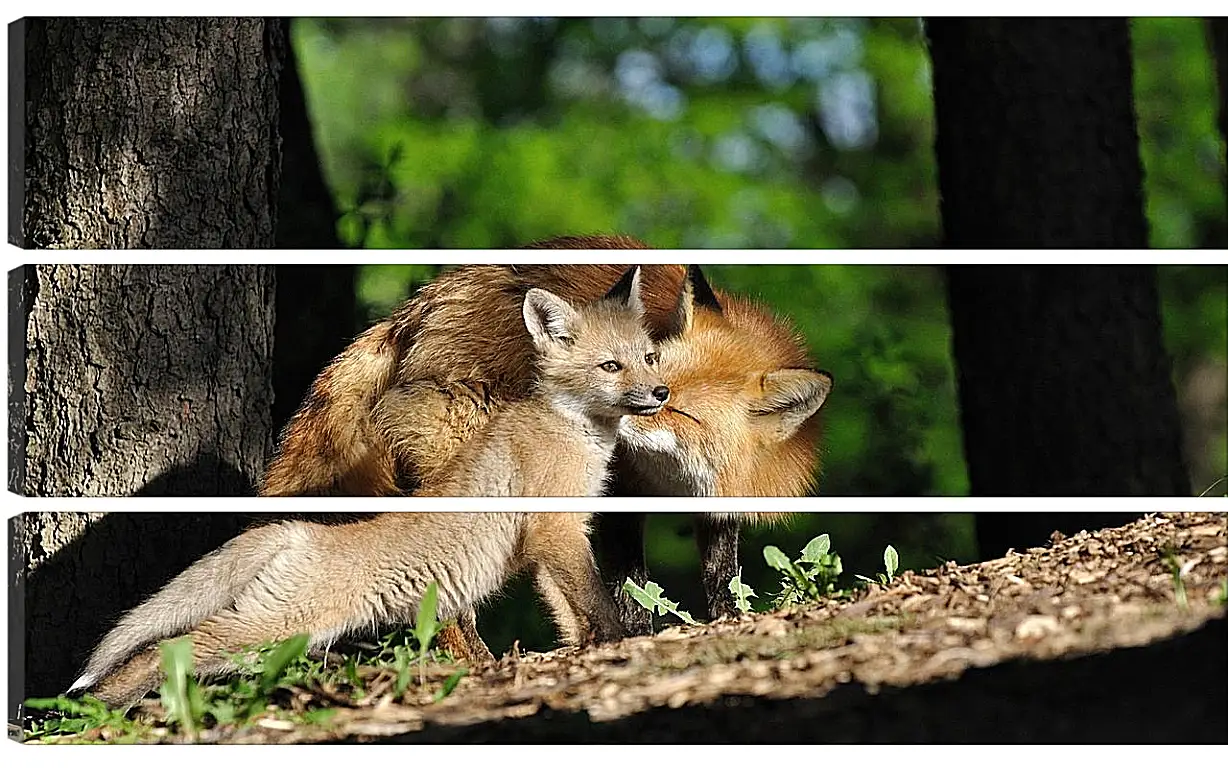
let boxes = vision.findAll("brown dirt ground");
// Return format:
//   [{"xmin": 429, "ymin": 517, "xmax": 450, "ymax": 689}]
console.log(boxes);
[{"xmin": 44, "ymin": 512, "xmax": 1228, "ymax": 743}]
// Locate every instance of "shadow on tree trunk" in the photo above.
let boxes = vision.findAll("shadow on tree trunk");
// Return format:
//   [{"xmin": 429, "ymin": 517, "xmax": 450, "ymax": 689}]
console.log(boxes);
[{"xmin": 9, "ymin": 512, "xmax": 256, "ymax": 721}]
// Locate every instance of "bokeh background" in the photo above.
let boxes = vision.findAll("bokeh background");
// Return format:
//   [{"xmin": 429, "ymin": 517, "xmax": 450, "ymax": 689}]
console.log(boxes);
[
  {"xmin": 283, "ymin": 18, "xmax": 1226, "ymax": 652},
  {"xmin": 293, "ymin": 17, "xmax": 1226, "ymax": 249}
]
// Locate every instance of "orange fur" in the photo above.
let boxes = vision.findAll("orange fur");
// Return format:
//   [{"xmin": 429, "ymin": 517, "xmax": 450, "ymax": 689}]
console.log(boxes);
[{"xmin": 261, "ymin": 246, "xmax": 828, "ymax": 502}]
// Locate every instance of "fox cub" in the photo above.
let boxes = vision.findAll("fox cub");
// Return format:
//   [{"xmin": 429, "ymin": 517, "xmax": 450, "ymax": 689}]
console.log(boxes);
[{"xmin": 71, "ymin": 267, "xmax": 665, "ymax": 708}]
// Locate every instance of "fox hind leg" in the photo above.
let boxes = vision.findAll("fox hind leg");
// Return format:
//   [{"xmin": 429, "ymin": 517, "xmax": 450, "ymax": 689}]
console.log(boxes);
[
  {"xmin": 373, "ymin": 380, "xmax": 500, "ymax": 490},
  {"xmin": 533, "ymin": 568, "xmax": 586, "ymax": 646},
  {"xmin": 435, "ymin": 610, "xmax": 495, "ymax": 664}
]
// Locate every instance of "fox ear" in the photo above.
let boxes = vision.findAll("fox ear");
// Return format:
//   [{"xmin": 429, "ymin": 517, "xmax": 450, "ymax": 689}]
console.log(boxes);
[
  {"xmin": 603, "ymin": 265, "xmax": 645, "ymax": 316},
  {"xmin": 750, "ymin": 368, "xmax": 833, "ymax": 441},
  {"xmin": 523, "ymin": 288, "xmax": 579, "ymax": 348},
  {"xmin": 662, "ymin": 265, "xmax": 722, "ymax": 339},
  {"xmin": 688, "ymin": 265, "xmax": 722, "ymax": 314}
]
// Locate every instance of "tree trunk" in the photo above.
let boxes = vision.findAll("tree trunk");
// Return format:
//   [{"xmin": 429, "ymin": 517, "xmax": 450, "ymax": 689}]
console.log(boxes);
[
  {"xmin": 9, "ymin": 265, "xmax": 276, "ymax": 496},
  {"xmin": 272, "ymin": 266, "xmax": 356, "ymax": 439},
  {"xmin": 13, "ymin": 17, "xmax": 284, "ymax": 248},
  {"xmin": 946, "ymin": 266, "xmax": 1190, "ymax": 558},
  {"xmin": 8, "ymin": 512, "xmax": 259, "ymax": 721},
  {"xmin": 268, "ymin": 20, "xmax": 354, "ymax": 437},
  {"xmin": 275, "ymin": 18, "xmax": 341, "ymax": 249},
  {"xmin": 1210, "ymin": 18, "xmax": 1228, "ymax": 227},
  {"xmin": 926, "ymin": 21, "xmax": 1180, "ymax": 554},
  {"xmin": 6, "ymin": 18, "xmax": 288, "ymax": 722},
  {"xmin": 925, "ymin": 18, "xmax": 1148, "ymax": 247}
]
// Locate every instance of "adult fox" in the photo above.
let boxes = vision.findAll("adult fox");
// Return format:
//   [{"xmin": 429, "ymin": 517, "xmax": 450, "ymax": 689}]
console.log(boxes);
[{"xmin": 261, "ymin": 237, "xmax": 832, "ymax": 633}]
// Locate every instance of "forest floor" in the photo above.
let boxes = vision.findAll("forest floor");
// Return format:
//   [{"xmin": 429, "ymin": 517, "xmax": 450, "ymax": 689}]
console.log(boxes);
[{"xmin": 25, "ymin": 512, "xmax": 1228, "ymax": 744}]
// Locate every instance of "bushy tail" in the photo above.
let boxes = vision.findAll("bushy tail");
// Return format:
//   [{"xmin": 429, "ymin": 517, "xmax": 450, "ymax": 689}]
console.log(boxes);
[
  {"xmin": 259, "ymin": 319, "xmax": 404, "ymax": 496},
  {"xmin": 69, "ymin": 523, "xmax": 289, "ymax": 693}
]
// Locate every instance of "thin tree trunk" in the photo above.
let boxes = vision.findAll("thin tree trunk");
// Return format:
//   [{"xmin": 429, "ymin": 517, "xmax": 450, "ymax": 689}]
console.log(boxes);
[
  {"xmin": 926, "ymin": 18, "xmax": 1148, "ymax": 247},
  {"xmin": 269, "ymin": 20, "xmax": 354, "ymax": 437},
  {"xmin": 272, "ymin": 266, "xmax": 356, "ymax": 439},
  {"xmin": 1209, "ymin": 18, "xmax": 1228, "ymax": 227},
  {"xmin": 275, "ymin": 18, "xmax": 341, "ymax": 249},
  {"xmin": 14, "ymin": 17, "xmax": 284, "ymax": 248}
]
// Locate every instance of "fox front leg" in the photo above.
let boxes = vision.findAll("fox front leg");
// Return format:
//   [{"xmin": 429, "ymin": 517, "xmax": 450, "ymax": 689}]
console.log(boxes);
[
  {"xmin": 695, "ymin": 513, "xmax": 740, "ymax": 620},
  {"xmin": 594, "ymin": 512, "xmax": 652, "ymax": 635}
]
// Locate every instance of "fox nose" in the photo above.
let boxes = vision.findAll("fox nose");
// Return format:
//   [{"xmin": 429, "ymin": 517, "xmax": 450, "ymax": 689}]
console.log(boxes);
[{"xmin": 652, "ymin": 385, "xmax": 670, "ymax": 403}]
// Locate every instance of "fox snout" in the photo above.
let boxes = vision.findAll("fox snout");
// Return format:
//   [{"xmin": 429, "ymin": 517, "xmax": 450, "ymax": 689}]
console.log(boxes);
[{"xmin": 621, "ymin": 384, "xmax": 671, "ymax": 415}]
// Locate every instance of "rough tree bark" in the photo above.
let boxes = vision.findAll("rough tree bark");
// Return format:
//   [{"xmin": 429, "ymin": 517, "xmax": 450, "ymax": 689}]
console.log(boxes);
[
  {"xmin": 8, "ymin": 266, "xmax": 276, "ymax": 717},
  {"xmin": 13, "ymin": 17, "xmax": 284, "ymax": 248},
  {"xmin": 10, "ymin": 265, "xmax": 276, "ymax": 496},
  {"xmin": 925, "ymin": 20, "xmax": 1188, "ymax": 557}
]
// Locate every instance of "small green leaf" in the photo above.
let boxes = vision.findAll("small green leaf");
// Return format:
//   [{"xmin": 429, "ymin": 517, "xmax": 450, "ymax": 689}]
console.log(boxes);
[
  {"xmin": 622, "ymin": 578, "xmax": 700, "ymax": 625},
  {"xmin": 433, "ymin": 668, "xmax": 468, "ymax": 702},
  {"xmin": 304, "ymin": 708, "xmax": 337, "ymax": 725},
  {"xmin": 884, "ymin": 545, "xmax": 899, "ymax": 581},
  {"xmin": 799, "ymin": 534, "xmax": 831, "ymax": 563},
  {"xmin": 393, "ymin": 645, "xmax": 414, "ymax": 696},
  {"xmin": 622, "ymin": 578, "xmax": 657, "ymax": 611},
  {"xmin": 157, "ymin": 637, "xmax": 203, "ymax": 737},
  {"xmin": 259, "ymin": 634, "xmax": 310, "ymax": 693},
  {"xmin": 207, "ymin": 700, "xmax": 238, "ymax": 725},
  {"xmin": 728, "ymin": 569, "xmax": 757, "ymax": 613},
  {"xmin": 763, "ymin": 545, "xmax": 793, "ymax": 573},
  {"xmin": 672, "ymin": 608, "xmax": 701, "ymax": 625}
]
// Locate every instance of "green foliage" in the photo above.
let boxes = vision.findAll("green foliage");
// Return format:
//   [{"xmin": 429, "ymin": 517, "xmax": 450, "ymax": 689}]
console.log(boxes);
[
  {"xmin": 24, "ymin": 584, "xmax": 464, "ymax": 742},
  {"xmin": 294, "ymin": 18, "xmax": 939, "ymax": 250},
  {"xmin": 259, "ymin": 634, "xmax": 312, "ymax": 692},
  {"xmin": 728, "ymin": 568, "xmax": 757, "ymax": 613},
  {"xmin": 413, "ymin": 582, "xmax": 443, "ymax": 684},
  {"xmin": 1132, "ymin": 18, "xmax": 1227, "ymax": 249},
  {"xmin": 434, "ymin": 668, "xmax": 469, "ymax": 703},
  {"xmin": 1163, "ymin": 550, "xmax": 1190, "ymax": 610},
  {"xmin": 22, "ymin": 695, "xmax": 146, "ymax": 742},
  {"xmin": 856, "ymin": 544, "xmax": 900, "ymax": 586},
  {"xmin": 623, "ymin": 578, "xmax": 701, "ymax": 626},
  {"xmin": 764, "ymin": 535, "xmax": 845, "ymax": 606},
  {"xmin": 158, "ymin": 637, "xmax": 205, "ymax": 738}
]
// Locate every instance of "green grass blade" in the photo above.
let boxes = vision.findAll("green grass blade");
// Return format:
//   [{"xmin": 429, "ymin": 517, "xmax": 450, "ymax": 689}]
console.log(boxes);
[{"xmin": 259, "ymin": 634, "xmax": 311, "ymax": 693}]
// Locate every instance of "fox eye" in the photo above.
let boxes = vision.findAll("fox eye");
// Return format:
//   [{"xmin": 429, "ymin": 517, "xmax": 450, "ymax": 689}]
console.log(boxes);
[
  {"xmin": 599, "ymin": 361, "xmax": 622, "ymax": 373},
  {"xmin": 644, "ymin": 352, "xmax": 658, "ymax": 366}
]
